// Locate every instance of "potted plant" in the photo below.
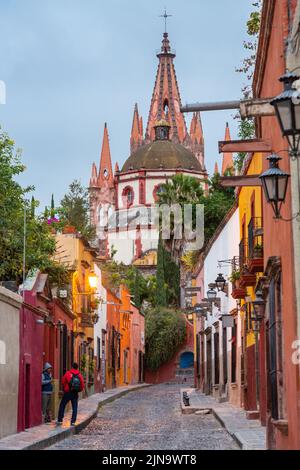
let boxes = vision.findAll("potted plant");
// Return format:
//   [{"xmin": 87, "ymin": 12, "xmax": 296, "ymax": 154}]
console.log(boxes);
[
  {"xmin": 253, "ymin": 243, "xmax": 263, "ymax": 259},
  {"xmin": 80, "ymin": 354, "xmax": 87, "ymax": 380},
  {"xmin": 229, "ymin": 270, "xmax": 241, "ymax": 288},
  {"xmin": 90, "ymin": 298, "xmax": 101, "ymax": 311},
  {"xmin": 88, "ymin": 359, "xmax": 95, "ymax": 385}
]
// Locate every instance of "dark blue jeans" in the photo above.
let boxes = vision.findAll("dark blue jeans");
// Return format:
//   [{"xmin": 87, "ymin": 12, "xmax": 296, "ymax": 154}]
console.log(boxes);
[{"xmin": 58, "ymin": 392, "xmax": 79, "ymax": 424}]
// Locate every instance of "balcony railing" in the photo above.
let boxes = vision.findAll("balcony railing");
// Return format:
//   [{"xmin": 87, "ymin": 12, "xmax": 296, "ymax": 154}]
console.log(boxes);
[
  {"xmin": 248, "ymin": 217, "xmax": 264, "ymax": 260},
  {"xmin": 239, "ymin": 238, "xmax": 248, "ymax": 269}
]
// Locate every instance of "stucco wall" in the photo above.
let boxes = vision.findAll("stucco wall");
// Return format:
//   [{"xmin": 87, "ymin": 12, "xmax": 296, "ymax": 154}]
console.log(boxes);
[
  {"xmin": 287, "ymin": 0, "xmax": 300, "ymax": 358},
  {"xmin": 199, "ymin": 207, "xmax": 242, "ymax": 404},
  {"xmin": 257, "ymin": 0, "xmax": 300, "ymax": 449},
  {"xmin": 130, "ymin": 305, "xmax": 145, "ymax": 384},
  {"xmin": 0, "ymin": 287, "xmax": 22, "ymax": 439},
  {"xmin": 93, "ymin": 264, "xmax": 107, "ymax": 392}
]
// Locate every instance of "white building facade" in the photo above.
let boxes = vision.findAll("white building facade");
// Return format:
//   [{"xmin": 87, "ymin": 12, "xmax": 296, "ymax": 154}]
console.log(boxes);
[{"xmin": 195, "ymin": 205, "xmax": 242, "ymax": 406}]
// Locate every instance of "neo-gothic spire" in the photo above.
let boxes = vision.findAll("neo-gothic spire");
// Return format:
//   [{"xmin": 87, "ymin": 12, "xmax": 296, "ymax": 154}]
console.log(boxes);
[
  {"xmin": 145, "ymin": 32, "xmax": 188, "ymax": 144},
  {"xmin": 190, "ymin": 112, "xmax": 204, "ymax": 145},
  {"xmin": 130, "ymin": 103, "xmax": 144, "ymax": 154},
  {"xmin": 222, "ymin": 122, "xmax": 234, "ymax": 175},
  {"xmin": 89, "ymin": 123, "xmax": 114, "ymax": 188},
  {"xmin": 98, "ymin": 123, "xmax": 113, "ymax": 186}
]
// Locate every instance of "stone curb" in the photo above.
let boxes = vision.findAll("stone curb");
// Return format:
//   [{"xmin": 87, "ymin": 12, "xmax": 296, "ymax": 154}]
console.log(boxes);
[{"xmin": 0, "ymin": 384, "xmax": 151, "ymax": 451}]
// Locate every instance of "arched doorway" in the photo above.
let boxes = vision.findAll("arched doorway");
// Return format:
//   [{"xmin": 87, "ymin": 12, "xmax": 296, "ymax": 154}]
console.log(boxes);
[
  {"xmin": 179, "ymin": 351, "xmax": 194, "ymax": 369},
  {"xmin": 177, "ymin": 351, "xmax": 194, "ymax": 384}
]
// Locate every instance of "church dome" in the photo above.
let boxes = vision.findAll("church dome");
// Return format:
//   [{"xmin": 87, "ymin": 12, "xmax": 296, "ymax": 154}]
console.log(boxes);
[{"xmin": 121, "ymin": 140, "xmax": 202, "ymax": 172}]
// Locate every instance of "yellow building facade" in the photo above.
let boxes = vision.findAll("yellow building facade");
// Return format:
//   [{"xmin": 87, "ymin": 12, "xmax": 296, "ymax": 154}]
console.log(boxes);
[
  {"xmin": 236, "ymin": 152, "xmax": 264, "ymax": 413},
  {"xmin": 55, "ymin": 233, "xmax": 98, "ymax": 395}
]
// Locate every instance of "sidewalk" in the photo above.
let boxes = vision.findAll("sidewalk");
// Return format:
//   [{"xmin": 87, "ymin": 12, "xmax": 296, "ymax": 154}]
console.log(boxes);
[
  {"xmin": 0, "ymin": 384, "xmax": 150, "ymax": 450},
  {"xmin": 181, "ymin": 388, "xmax": 266, "ymax": 450}
]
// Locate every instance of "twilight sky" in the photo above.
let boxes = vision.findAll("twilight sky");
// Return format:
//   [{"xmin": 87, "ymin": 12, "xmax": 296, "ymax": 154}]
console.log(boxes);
[{"xmin": 0, "ymin": 0, "xmax": 253, "ymax": 210}]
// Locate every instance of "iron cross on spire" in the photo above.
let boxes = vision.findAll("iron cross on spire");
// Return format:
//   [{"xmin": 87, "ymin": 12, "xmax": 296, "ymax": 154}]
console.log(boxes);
[{"xmin": 159, "ymin": 8, "xmax": 172, "ymax": 34}]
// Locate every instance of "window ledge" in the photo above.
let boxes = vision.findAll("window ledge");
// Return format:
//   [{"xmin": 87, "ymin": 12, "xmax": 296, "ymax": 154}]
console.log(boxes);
[{"xmin": 271, "ymin": 419, "xmax": 288, "ymax": 436}]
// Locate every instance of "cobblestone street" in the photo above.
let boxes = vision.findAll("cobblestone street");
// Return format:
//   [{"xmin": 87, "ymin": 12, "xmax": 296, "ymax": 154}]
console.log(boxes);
[{"xmin": 48, "ymin": 385, "xmax": 239, "ymax": 450}]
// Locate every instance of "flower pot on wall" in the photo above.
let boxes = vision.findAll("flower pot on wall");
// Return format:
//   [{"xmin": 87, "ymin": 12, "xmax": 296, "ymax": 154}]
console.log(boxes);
[{"xmin": 62, "ymin": 225, "xmax": 76, "ymax": 234}]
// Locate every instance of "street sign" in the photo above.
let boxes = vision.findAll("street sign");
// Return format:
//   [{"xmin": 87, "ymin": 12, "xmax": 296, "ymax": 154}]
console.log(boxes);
[{"xmin": 185, "ymin": 287, "xmax": 201, "ymax": 293}]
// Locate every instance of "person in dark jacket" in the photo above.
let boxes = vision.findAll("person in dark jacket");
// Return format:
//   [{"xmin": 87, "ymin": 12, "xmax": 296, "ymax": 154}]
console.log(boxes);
[
  {"xmin": 42, "ymin": 363, "xmax": 53, "ymax": 424},
  {"xmin": 57, "ymin": 362, "xmax": 84, "ymax": 426}
]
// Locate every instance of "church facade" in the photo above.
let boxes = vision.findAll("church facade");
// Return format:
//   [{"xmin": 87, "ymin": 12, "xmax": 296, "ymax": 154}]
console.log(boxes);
[{"xmin": 89, "ymin": 32, "xmax": 208, "ymax": 266}]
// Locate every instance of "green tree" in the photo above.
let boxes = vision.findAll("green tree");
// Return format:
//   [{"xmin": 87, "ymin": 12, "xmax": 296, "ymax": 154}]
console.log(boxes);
[
  {"xmin": 204, "ymin": 173, "xmax": 235, "ymax": 242},
  {"xmin": 145, "ymin": 307, "xmax": 187, "ymax": 371},
  {"xmin": 133, "ymin": 269, "xmax": 141, "ymax": 308},
  {"xmin": 157, "ymin": 174, "xmax": 235, "ymax": 258},
  {"xmin": 155, "ymin": 234, "xmax": 167, "ymax": 307},
  {"xmin": 157, "ymin": 174, "xmax": 205, "ymax": 262},
  {"xmin": 58, "ymin": 180, "xmax": 95, "ymax": 241},
  {"xmin": 235, "ymin": 118, "xmax": 256, "ymax": 173},
  {"xmin": 0, "ymin": 128, "xmax": 69, "ymax": 286},
  {"xmin": 159, "ymin": 173, "xmax": 204, "ymax": 206},
  {"xmin": 163, "ymin": 247, "xmax": 180, "ymax": 306},
  {"xmin": 234, "ymin": 0, "xmax": 262, "ymax": 173},
  {"xmin": 101, "ymin": 260, "xmax": 155, "ymax": 307}
]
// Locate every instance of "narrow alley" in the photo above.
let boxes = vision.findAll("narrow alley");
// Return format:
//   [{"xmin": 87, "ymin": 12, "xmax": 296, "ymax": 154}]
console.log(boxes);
[{"xmin": 48, "ymin": 385, "xmax": 238, "ymax": 451}]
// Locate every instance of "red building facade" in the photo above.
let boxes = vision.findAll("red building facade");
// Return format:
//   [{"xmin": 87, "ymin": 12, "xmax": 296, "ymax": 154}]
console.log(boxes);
[
  {"xmin": 18, "ymin": 284, "xmax": 48, "ymax": 431},
  {"xmin": 253, "ymin": 0, "xmax": 300, "ymax": 449}
]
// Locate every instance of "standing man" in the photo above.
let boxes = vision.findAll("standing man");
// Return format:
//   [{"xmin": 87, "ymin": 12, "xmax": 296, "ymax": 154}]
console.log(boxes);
[
  {"xmin": 42, "ymin": 363, "xmax": 53, "ymax": 424},
  {"xmin": 57, "ymin": 362, "xmax": 84, "ymax": 426}
]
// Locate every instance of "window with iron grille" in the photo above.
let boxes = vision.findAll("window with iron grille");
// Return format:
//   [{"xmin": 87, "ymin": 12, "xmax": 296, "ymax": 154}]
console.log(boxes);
[
  {"xmin": 214, "ymin": 331, "xmax": 220, "ymax": 385},
  {"xmin": 223, "ymin": 327, "xmax": 228, "ymax": 387},
  {"xmin": 97, "ymin": 336, "xmax": 101, "ymax": 371},
  {"xmin": 268, "ymin": 273, "xmax": 285, "ymax": 421},
  {"xmin": 231, "ymin": 321, "xmax": 237, "ymax": 383},
  {"xmin": 196, "ymin": 334, "xmax": 200, "ymax": 377}
]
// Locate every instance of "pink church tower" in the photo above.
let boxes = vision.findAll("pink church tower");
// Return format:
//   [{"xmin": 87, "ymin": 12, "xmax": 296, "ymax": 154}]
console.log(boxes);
[
  {"xmin": 145, "ymin": 32, "xmax": 189, "ymax": 144},
  {"xmin": 89, "ymin": 123, "xmax": 115, "ymax": 256}
]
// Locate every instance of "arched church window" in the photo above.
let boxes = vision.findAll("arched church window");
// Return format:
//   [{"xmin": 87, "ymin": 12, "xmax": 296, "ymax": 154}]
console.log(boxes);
[
  {"xmin": 163, "ymin": 99, "xmax": 169, "ymax": 118},
  {"xmin": 103, "ymin": 169, "xmax": 109, "ymax": 179},
  {"xmin": 122, "ymin": 186, "xmax": 134, "ymax": 208}
]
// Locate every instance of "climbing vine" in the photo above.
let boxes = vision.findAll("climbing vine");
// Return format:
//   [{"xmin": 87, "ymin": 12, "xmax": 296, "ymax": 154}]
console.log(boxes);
[{"xmin": 235, "ymin": 0, "xmax": 262, "ymax": 173}]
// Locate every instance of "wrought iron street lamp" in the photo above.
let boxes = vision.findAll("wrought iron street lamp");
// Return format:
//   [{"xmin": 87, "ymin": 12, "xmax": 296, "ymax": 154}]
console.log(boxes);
[
  {"xmin": 215, "ymin": 273, "xmax": 226, "ymax": 292},
  {"xmin": 88, "ymin": 271, "xmax": 98, "ymax": 290},
  {"xmin": 92, "ymin": 313, "xmax": 99, "ymax": 325},
  {"xmin": 259, "ymin": 154, "xmax": 290, "ymax": 219},
  {"xmin": 251, "ymin": 290, "xmax": 266, "ymax": 322},
  {"xmin": 271, "ymin": 72, "xmax": 300, "ymax": 158},
  {"xmin": 207, "ymin": 286, "xmax": 217, "ymax": 301}
]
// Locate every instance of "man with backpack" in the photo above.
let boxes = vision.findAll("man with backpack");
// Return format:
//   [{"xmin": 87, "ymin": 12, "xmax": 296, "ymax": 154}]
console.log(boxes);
[{"xmin": 57, "ymin": 362, "xmax": 85, "ymax": 426}]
